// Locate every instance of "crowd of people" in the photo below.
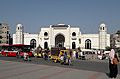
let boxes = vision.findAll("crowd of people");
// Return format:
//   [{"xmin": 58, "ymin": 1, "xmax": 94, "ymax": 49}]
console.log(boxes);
[
  {"xmin": 33, "ymin": 47, "xmax": 120, "ymax": 78},
  {"xmin": 32, "ymin": 47, "xmax": 80, "ymax": 65},
  {"xmin": 15, "ymin": 47, "xmax": 120, "ymax": 78}
]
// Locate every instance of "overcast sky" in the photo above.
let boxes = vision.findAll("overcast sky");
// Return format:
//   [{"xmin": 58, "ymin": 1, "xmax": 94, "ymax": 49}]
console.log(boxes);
[{"xmin": 0, "ymin": 0, "xmax": 120, "ymax": 34}]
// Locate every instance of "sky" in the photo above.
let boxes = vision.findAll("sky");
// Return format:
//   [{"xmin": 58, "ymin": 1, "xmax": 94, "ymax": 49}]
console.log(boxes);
[{"xmin": 0, "ymin": 0, "xmax": 120, "ymax": 35}]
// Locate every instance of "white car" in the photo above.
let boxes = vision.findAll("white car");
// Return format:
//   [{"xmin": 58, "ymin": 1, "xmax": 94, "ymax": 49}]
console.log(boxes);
[{"xmin": 98, "ymin": 55, "xmax": 102, "ymax": 60}]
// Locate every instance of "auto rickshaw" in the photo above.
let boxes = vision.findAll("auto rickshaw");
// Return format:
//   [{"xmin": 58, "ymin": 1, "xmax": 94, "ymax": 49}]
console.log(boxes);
[
  {"xmin": 50, "ymin": 48, "xmax": 60, "ymax": 63},
  {"xmin": 59, "ymin": 50, "xmax": 71, "ymax": 65}
]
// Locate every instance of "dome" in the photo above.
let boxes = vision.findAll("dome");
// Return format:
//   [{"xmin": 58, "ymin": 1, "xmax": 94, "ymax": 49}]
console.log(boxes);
[
  {"xmin": 58, "ymin": 24, "xmax": 65, "ymax": 25},
  {"xmin": 16, "ymin": 24, "xmax": 24, "ymax": 31},
  {"xmin": 17, "ymin": 24, "xmax": 23, "ymax": 27},
  {"xmin": 100, "ymin": 23, "xmax": 106, "ymax": 27}
]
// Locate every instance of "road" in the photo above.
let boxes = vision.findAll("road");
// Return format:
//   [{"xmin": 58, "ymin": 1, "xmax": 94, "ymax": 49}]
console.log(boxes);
[{"xmin": 0, "ymin": 56, "xmax": 120, "ymax": 74}]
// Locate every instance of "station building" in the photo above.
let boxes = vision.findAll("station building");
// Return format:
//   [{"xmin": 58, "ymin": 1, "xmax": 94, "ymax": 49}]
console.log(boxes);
[{"xmin": 13, "ymin": 23, "xmax": 110, "ymax": 50}]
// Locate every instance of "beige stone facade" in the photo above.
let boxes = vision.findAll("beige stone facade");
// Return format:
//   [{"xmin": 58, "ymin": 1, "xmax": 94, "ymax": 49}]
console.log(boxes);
[{"xmin": 0, "ymin": 23, "xmax": 10, "ymax": 44}]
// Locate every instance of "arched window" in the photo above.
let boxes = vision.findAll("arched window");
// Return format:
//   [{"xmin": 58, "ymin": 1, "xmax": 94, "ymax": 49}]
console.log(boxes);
[
  {"xmin": 44, "ymin": 32, "xmax": 48, "ymax": 36},
  {"xmin": 30, "ymin": 39, "xmax": 36, "ymax": 48},
  {"xmin": 79, "ymin": 39, "xmax": 81, "ymax": 44},
  {"xmin": 72, "ymin": 42, "xmax": 76, "ymax": 49},
  {"xmin": 44, "ymin": 42, "xmax": 48, "ymax": 49},
  {"xmin": 72, "ymin": 32, "xmax": 76, "ymax": 36},
  {"xmin": 0, "ymin": 36, "xmax": 2, "ymax": 39},
  {"xmin": 18, "ymin": 27, "xmax": 19, "ymax": 30},
  {"xmin": 85, "ymin": 39, "xmax": 91, "ymax": 49},
  {"xmin": 103, "ymin": 27, "xmax": 104, "ymax": 30}
]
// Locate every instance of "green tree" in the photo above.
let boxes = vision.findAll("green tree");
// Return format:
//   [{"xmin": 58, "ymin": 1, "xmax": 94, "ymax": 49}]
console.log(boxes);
[
  {"xmin": 105, "ymin": 46, "xmax": 111, "ymax": 51},
  {"xmin": 116, "ymin": 30, "xmax": 120, "ymax": 35},
  {"xmin": 115, "ymin": 48, "xmax": 120, "ymax": 57}
]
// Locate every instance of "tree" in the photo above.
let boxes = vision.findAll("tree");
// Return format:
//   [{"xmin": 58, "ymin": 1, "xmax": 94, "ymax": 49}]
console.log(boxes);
[
  {"xmin": 115, "ymin": 48, "xmax": 120, "ymax": 57},
  {"xmin": 116, "ymin": 30, "xmax": 120, "ymax": 35},
  {"xmin": 105, "ymin": 46, "xmax": 111, "ymax": 51}
]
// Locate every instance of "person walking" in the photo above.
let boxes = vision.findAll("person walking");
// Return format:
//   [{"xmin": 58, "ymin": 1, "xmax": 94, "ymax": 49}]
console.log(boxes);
[
  {"xmin": 69, "ymin": 50, "xmax": 73, "ymax": 65},
  {"xmin": 23, "ymin": 52, "xmax": 29, "ymax": 61},
  {"xmin": 16, "ymin": 51, "xmax": 20, "ymax": 58},
  {"xmin": 109, "ymin": 49, "xmax": 119, "ymax": 79},
  {"xmin": 63, "ymin": 52, "xmax": 67, "ymax": 64},
  {"xmin": 16, "ymin": 49, "xmax": 21, "ymax": 58},
  {"xmin": 72, "ymin": 50, "xmax": 76, "ymax": 60}
]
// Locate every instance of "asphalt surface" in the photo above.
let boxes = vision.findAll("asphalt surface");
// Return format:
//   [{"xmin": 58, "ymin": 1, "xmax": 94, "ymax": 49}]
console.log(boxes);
[{"xmin": 0, "ymin": 56, "xmax": 120, "ymax": 79}]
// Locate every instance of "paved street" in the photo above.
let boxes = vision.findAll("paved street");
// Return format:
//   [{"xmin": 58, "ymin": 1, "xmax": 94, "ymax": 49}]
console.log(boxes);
[{"xmin": 0, "ymin": 56, "xmax": 120, "ymax": 79}]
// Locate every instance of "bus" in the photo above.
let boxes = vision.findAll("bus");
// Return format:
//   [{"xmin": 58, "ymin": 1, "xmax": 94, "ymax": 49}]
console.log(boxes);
[{"xmin": 0, "ymin": 44, "xmax": 33, "ymax": 57}]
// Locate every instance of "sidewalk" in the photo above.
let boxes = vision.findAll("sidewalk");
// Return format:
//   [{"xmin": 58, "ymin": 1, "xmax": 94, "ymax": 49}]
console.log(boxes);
[{"xmin": 0, "ymin": 60, "xmax": 120, "ymax": 79}]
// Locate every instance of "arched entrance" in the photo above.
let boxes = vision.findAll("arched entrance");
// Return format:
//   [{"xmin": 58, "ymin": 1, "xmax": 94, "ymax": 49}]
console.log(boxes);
[
  {"xmin": 30, "ymin": 39, "xmax": 36, "ymax": 48},
  {"xmin": 55, "ymin": 34, "xmax": 65, "ymax": 48},
  {"xmin": 85, "ymin": 39, "xmax": 91, "ymax": 49},
  {"xmin": 72, "ymin": 42, "xmax": 76, "ymax": 49}
]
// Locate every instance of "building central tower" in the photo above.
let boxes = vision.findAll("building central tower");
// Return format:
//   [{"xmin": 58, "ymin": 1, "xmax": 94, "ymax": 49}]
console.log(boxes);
[{"xmin": 16, "ymin": 24, "xmax": 24, "ymax": 44}]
